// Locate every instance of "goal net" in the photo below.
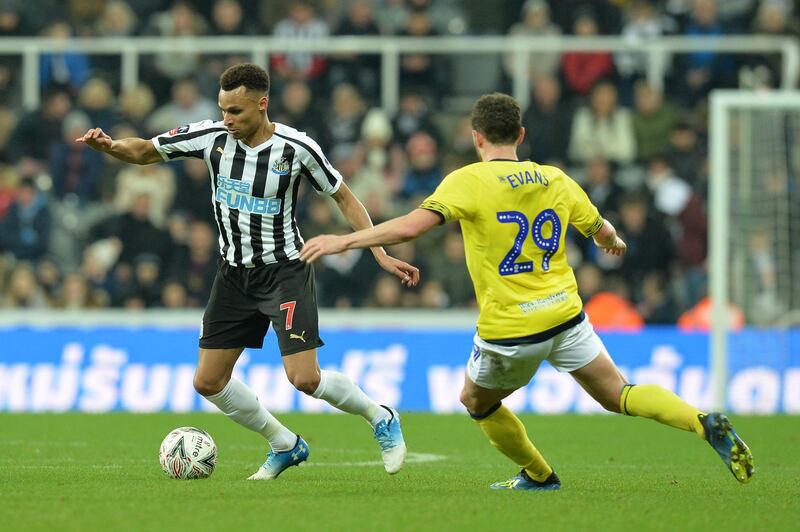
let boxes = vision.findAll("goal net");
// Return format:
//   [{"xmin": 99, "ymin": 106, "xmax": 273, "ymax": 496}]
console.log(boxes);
[{"xmin": 709, "ymin": 91, "xmax": 800, "ymax": 410}]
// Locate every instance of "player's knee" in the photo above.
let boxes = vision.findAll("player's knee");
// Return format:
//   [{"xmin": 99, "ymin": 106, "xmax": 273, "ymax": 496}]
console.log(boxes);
[
  {"xmin": 290, "ymin": 374, "xmax": 321, "ymax": 395},
  {"xmin": 459, "ymin": 389, "xmax": 486, "ymax": 414},
  {"xmin": 193, "ymin": 375, "xmax": 227, "ymax": 397}
]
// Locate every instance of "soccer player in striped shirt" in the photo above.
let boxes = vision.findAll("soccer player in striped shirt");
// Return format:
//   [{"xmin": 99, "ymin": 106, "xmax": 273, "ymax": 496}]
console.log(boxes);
[
  {"xmin": 300, "ymin": 93, "xmax": 754, "ymax": 490},
  {"xmin": 77, "ymin": 63, "xmax": 419, "ymax": 480}
]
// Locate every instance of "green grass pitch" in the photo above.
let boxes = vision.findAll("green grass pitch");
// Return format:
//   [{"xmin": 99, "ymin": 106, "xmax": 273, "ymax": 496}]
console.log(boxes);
[{"xmin": 1, "ymin": 413, "xmax": 798, "ymax": 531}]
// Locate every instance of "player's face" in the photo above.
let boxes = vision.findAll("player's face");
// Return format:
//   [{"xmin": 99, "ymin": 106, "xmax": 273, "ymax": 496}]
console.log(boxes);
[{"xmin": 218, "ymin": 86, "xmax": 267, "ymax": 140}]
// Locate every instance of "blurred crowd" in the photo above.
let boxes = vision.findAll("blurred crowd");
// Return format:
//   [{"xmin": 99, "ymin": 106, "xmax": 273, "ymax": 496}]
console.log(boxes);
[{"xmin": 0, "ymin": 0, "xmax": 798, "ymax": 327}]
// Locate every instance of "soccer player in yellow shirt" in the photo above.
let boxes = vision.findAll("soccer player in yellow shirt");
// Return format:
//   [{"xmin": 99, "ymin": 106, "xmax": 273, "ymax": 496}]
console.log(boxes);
[{"xmin": 299, "ymin": 93, "xmax": 754, "ymax": 490}]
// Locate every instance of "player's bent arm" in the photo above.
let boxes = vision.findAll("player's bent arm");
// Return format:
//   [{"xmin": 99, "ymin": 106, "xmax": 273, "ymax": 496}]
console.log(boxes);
[
  {"xmin": 341, "ymin": 209, "xmax": 442, "ymax": 250},
  {"xmin": 76, "ymin": 128, "xmax": 162, "ymax": 165},
  {"xmin": 591, "ymin": 218, "xmax": 627, "ymax": 256},
  {"xmin": 331, "ymin": 183, "xmax": 387, "ymax": 256},
  {"xmin": 104, "ymin": 137, "xmax": 163, "ymax": 165}
]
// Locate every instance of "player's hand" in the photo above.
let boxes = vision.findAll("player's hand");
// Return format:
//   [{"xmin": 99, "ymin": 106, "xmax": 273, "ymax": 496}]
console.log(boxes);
[
  {"xmin": 75, "ymin": 128, "xmax": 113, "ymax": 152},
  {"xmin": 597, "ymin": 236, "xmax": 627, "ymax": 256},
  {"xmin": 299, "ymin": 234, "xmax": 347, "ymax": 263},
  {"xmin": 375, "ymin": 254, "xmax": 420, "ymax": 287}
]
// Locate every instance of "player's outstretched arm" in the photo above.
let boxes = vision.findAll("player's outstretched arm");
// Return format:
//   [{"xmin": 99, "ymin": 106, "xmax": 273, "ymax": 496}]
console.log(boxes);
[
  {"xmin": 328, "ymin": 185, "xmax": 433, "ymax": 287},
  {"xmin": 75, "ymin": 128, "xmax": 162, "ymax": 165},
  {"xmin": 592, "ymin": 218, "xmax": 627, "ymax": 256},
  {"xmin": 300, "ymin": 208, "xmax": 441, "ymax": 285}
]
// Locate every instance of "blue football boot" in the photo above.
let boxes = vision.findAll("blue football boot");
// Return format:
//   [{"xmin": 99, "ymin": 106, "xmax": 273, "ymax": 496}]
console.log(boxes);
[
  {"xmin": 373, "ymin": 406, "xmax": 406, "ymax": 474},
  {"xmin": 490, "ymin": 470, "xmax": 561, "ymax": 491},
  {"xmin": 699, "ymin": 413, "xmax": 754, "ymax": 483},
  {"xmin": 248, "ymin": 435, "xmax": 309, "ymax": 480}
]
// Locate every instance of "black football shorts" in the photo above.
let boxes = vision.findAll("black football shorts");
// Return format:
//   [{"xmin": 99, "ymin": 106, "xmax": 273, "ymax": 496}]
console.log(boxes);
[{"xmin": 199, "ymin": 259, "xmax": 323, "ymax": 355}]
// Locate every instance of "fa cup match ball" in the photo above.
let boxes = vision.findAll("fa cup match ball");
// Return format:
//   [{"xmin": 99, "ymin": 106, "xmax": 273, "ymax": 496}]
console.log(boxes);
[{"xmin": 159, "ymin": 427, "xmax": 217, "ymax": 479}]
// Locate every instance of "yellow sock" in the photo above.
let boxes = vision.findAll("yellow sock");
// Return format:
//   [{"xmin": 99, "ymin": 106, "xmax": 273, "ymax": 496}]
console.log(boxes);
[
  {"xmin": 620, "ymin": 384, "xmax": 706, "ymax": 438},
  {"xmin": 473, "ymin": 404, "xmax": 552, "ymax": 482}
]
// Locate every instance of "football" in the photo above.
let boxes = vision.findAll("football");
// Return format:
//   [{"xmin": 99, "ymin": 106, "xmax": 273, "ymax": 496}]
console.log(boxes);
[{"xmin": 158, "ymin": 427, "xmax": 217, "ymax": 479}]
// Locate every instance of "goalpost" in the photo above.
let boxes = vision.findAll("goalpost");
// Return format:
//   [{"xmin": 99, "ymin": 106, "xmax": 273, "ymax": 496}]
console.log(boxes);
[{"xmin": 709, "ymin": 90, "xmax": 800, "ymax": 410}]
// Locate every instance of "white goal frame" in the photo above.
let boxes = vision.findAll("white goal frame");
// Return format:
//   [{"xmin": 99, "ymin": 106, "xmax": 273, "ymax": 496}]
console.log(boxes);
[{"xmin": 709, "ymin": 90, "xmax": 800, "ymax": 410}]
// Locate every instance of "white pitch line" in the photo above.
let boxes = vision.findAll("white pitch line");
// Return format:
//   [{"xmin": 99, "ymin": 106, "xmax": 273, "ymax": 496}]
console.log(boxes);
[{"xmin": 301, "ymin": 452, "xmax": 447, "ymax": 467}]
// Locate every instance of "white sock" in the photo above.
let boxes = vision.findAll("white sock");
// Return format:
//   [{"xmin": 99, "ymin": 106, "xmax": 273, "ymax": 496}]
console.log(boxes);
[
  {"xmin": 311, "ymin": 370, "xmax": 390, "ymax": 426},
  {"xmin": 205, "ymin": 378, "xmax": 296, "ymax": 451}
]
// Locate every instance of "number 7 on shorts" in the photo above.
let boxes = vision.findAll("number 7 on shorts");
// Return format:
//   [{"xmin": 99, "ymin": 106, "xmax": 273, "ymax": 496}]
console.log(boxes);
[{"xmin": 279, "ymin": 301, "xmax": 296, "ymax": 330}]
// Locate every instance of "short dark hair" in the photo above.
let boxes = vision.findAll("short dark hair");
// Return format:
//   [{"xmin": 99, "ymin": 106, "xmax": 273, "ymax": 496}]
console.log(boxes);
[
  {"xmin": 219, "ymin": 63, "xmax": 270, "ymax": 94},
  {"xmin": 471, "ymin": 93, "xmax": 521, "ymax": 145}
]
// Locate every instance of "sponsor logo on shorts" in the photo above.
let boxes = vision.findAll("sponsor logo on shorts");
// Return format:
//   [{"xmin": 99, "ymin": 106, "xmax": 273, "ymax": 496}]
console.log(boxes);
[{"xmin": 290, "ymin": 331, "xmax": 306, "ymax": 343}]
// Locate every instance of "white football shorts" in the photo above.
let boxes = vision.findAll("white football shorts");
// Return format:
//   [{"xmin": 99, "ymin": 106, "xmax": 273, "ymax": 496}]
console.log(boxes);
[{"xmin": 466, "ymin": 316, "xmax": 604, "ymax": 390}]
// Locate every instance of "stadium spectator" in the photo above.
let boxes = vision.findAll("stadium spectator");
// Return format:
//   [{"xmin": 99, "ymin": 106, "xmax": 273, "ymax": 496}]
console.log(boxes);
[
  {"xmin": 392, "ymin": 91, "xmax": 442, "ymax": 148},
  {"xmin": 632, "ymin": 82, "xmax": 682, "ymax": 162},
  {"xmin": 1, "ymin": 261, "xmax": 48, "ymax": 308},
  {"xmin": 503, "ymin": 1, "xmax": 562, "ymax": 83},
  {"xmin": 49, "ymin": 110, "xmax": 105, "ymax": 203},
  {"xmin": 0, "ymin": 177, "xmax": 51, "ymax": 261},
  {"xmin": 665, "ymin": 120, "xmax": 706, "ymax": 190},
  {"xmin": 428, "ymin": 230, "xmax": 474, "ymax": 307},
  {"xmin": 56, "ymin": 271, "xmax": 105, "ymax": 309},
  {"xmin": 94, "ymin": 0, "xmax": 139, "ymax": 37},
  {"xmin": 561, "ymin": 8, "xmax": 615, "ymax": 97},
  {"xmin": 397, "ymin": 9, "xmax": 448, "ymax": 102},
  {"xmin": 521, "ymin": 74, "xmax": 573, "ymax": 165},
  {"xmin": 161, "ymin": 278, "xmax": 189, "ymax": 308},
  {"xmin": 146, "ymin": 78, "xmax": 218, "ymax": 137},
  {"xmin": 582, "ymin": 157, "xmax": 624, "ymax": 223},
  {"xmin": 677, "ymin": 296, "xmax": 745, "ymax": 331},
  {"xmin": 328, "ymin": 0, "xmax": 382, "ymax": 102},
  {"xmin": 113, "ymin": 159, "xmax": 176, "ymax": 228},
  {"xmin": 349, "ymin": 108, "xmax": 405, "ymax": 212},
  {"xmin": 8, "ymin": 89, "xmax": 72, "ymax": 167},
  {"xmin": 171, "ymin": 158, "xmax": 215, "ymax": 227},
  {"xmin": 677, "ymin": 0, "xmax": 737, "ymax": 106},
  {"xmin": 742, "ymin": 2, "xmax": 800, "ymax": 89},
  {"xmin": 209, "ymin": 0, "xmax": 260, "ymax": 36},
  {"xmin": 568, "ymin": 81, "xmax": 636, "ymax": 165},
  {"xmin": 327, "ymin": 83, "xmax": 367, "ymax": 153},
  {"xmin": 584, "ymin": 276, "xmax": 645, "ymax": 331},
  {"xmin": 614, "ymin": 192, "xmax": 674, "ymax": 290},
  {"xmin": 35, "ymin": 255, "xmax": 62, "ymax": 303},
  {"xmin": 400, "ymin": 131, "xmax": 442, "ymax": 199},
  {"xmin": 78, "ymin": 78, "xmax": 121, "ymax": 133},
  {"xmin": 575, "ymin": 262, "xmax": 604, "ymax": 303},
  {"xmin": 142, "ymin": 1, "xmax": 209, "ymax": 99},
  {"xmin": 118, "ymin": 84, "xmax": 156, "ymax": 134},
  {"xmin": 93, "ymin": 192, "xmax": 173, "ymax": 268},
  {"xmin": 273, "ymin": 80, "xmax": 330, "ymax": 150},
  {"xmin": 38, "ymin": 21, "xmax": 91, "ymax": 95},
  {"xmin": 646, "ymin": 155, "xmax": 707, "ymax": 271},
  {"xmin": 614, "ymin": 0, "xmax": 674, "ymax": 104},
  {"xmin": 637, "ymin": 271, "xmax": 679, "ymax": 324},
  {"xmin": 171, "ymin": 220, "xmax": 217, "ymax": 307},
  {"xmin": 270, "ymin": 0, "xmax": 330, "ymax": 91}
]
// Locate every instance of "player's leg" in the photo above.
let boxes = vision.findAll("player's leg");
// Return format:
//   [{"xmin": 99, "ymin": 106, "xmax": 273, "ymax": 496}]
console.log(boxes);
[
  {"xmin": 570, "ymin": 350, "xmax": 705, "ymax": 433},
  {"xmin": 462, "ymin": 338, "xmax": 560, "ymax": 490},
  {"xmin": 270, "ymin": 260, "xmax": 405, "ymax": 474},
  {"xmin": 558, "ymin": 319, "xmax": 754, "ymax": 483},
  {"xmin": 282, "ymin": 348, "xmax": 384, "ymax": 424},
  {"xmin": 198, "ymin": 263, "xmax": 305, "ymax": 480},
  {"xmin": 282, "ymin": 347, "xmax": 406, "ymax": 474},
  {"xmin": 195, "ymin": 347, "xmax": 297, "ymax": 451}
]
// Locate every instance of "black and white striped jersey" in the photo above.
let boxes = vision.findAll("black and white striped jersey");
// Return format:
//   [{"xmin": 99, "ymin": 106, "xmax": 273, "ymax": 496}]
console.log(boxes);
[{"xmin": 152, "ymin": 120, "xmax": 342, "ymax": 266}]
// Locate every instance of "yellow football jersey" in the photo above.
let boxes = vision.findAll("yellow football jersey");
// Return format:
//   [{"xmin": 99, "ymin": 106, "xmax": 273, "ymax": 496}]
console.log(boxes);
[{"xmin": 420, "ymin": 160, "xmax": 603, "ymax": 340}]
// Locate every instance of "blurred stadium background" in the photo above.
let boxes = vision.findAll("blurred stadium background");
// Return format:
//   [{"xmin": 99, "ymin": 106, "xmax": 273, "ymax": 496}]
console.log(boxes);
[
  {"xmin": 0, "ymin": 2, "xmax": 799, "ymax": 414},
  {"xmin": 2, "ymin": 1, "xmax": 800, "ymax": 530}
]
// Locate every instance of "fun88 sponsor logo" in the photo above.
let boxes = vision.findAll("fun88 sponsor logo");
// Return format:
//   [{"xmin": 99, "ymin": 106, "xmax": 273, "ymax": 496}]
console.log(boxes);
[{"xmin": 216, "ymin": 175, "xmax": 282, "ymax": 215}]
